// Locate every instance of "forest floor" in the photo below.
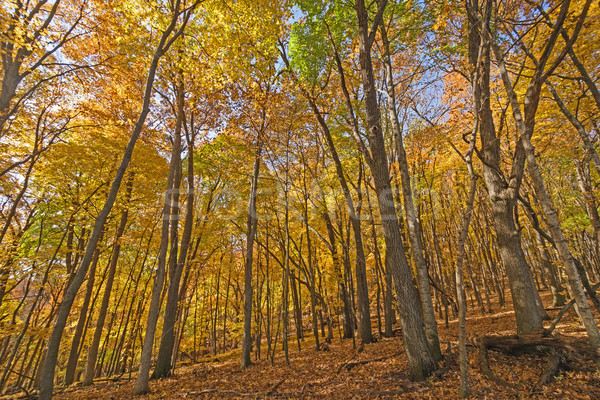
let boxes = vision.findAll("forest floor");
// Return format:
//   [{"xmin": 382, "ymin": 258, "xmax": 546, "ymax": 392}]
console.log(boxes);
[{"xmin": 43, "ymin": 291, "xmax": 600, "ymax": 399}]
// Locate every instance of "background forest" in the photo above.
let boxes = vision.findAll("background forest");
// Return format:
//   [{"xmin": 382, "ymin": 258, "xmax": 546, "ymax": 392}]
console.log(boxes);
[{"xmin": 1, "ymin": 0, "xmax": 600, "ymax": 398}]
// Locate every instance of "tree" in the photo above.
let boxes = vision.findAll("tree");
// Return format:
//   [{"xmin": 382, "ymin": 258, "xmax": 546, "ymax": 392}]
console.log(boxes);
[
  {"xmin": 40, "ymin": 2, "xmax": 196, "ymax": 397},
  {"xmin": 353, "ymin": 0, "xmax": 436, "ymax": 380},
  {"xmin": 466, "ymin": 0, "xmax": 543, "ymax": 334}
]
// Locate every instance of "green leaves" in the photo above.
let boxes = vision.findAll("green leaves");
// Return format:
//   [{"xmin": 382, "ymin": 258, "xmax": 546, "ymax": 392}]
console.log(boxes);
[{"xmin": 288, "ymin": 1, "xmax": 355, "ymax": 87}]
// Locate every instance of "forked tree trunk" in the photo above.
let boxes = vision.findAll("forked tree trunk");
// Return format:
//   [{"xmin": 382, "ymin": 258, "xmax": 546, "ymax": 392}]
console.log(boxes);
[
  {"xmin": 491, "ymin": 30, "xmax": 600, "ymax": 349},
  {"xmin": 353, "ymin": 0, "xmax": 436, "ymax": 380},
  {"xmin": 467, "ymin": 0, "xmax": 543, "ymax": 335}
]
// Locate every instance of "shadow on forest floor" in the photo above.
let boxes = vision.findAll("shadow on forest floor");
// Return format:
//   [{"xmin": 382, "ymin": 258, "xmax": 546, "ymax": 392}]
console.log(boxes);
[{"xmin": 18, "ymin": 289, "xmax": 600, "ymax": 399}]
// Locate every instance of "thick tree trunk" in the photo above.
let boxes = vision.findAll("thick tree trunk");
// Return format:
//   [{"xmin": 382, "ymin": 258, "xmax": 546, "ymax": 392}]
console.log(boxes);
[
  {"xmin": 489, "ymin": 3, "xmax": 600, "ymax": 348},
  {"xmin": 353, "ymin": 0, "xmax": 435, "ymax": 380},
  {"xmin": 467, "ymin": 0, "xmax": 543, "ymax": 334},
  {"xmin": 380, "ymin": 22, "xmax": 441, "ymax": 361}
]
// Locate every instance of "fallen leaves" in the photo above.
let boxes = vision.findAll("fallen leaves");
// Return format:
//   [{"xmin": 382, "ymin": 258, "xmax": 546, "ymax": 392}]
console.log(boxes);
[{"xmin": 45, "ymin": 290, "xmax": 600, "ymax": 400}]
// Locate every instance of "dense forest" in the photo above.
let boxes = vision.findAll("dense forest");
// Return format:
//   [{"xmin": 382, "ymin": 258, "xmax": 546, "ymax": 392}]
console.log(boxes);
[{"xmin": 1, "ymin": 0, "xmax": 600, "ymax": 398}]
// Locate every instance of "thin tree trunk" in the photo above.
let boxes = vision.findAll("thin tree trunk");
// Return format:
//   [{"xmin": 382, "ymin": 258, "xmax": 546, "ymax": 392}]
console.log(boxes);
[
  {"xmin": 83, "ymin": 176, "xmax": 133, "ymax": 385},
  {"xmin": 282, "ymin": 44, "xmax": 372, "ymax": 343},
  {"xmin": 134, "ymin": 81, "xmax": 181, "ymax": 397},
  {"xmin": 241, "ymin": 136, "xmax": 262, "ymax": 369},
  {"xmin": 63, "ymin": 228, "xmax": 101, "ymax": 385},
  {"xmin": 40, "ymin": 6, "xmax": 192, "ymax": 398}
]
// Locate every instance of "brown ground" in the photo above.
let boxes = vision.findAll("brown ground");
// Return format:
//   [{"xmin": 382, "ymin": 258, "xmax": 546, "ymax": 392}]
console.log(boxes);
[{"xmin": 31, "ymin": 290, "xmax": 600, "ymax": 399}]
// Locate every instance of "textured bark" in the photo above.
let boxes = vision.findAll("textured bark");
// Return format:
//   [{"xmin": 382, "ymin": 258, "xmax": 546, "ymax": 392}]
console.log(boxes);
[
  {"xmin": 380, "ymin": 21, "xmax": 440, "ymax": 361},
  {"xmin": 467, "ymin": 0, "xmax": 543, "ymax": 334},
  {"xmin": 489, "ymin": 0, "xmax": 600, "ymax": 349},
  {"xmin": 353, "ymin": 0, "xmax": 435, "ymax": 380}
]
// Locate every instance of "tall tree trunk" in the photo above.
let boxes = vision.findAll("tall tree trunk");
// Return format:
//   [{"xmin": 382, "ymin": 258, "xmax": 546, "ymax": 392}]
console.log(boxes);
[
  {"xmin": 300, "ymin": 163, "xmax": 320, "ymax": 350},
  {"xmin": 153, "ymin": 73, "xmax": 194, "ymax": 379},
  {"xmin": 133, "ymin": 54, "xmax": 187, "ymax": 396},
  {"xmin": 490, "ymin": 20, "xmax": 600, "ymax": 348},
  {"xmin": 40, "ymin": 6, "xmax": 192, "ymax": 398},
  {"xmin": 83, "ymin": 176, "xmax": 133, "ymax": 386},
  {"xmin": 380, "ymin": 21, "xmax": 441, "ymax": 361},
  {"xmin": 282, "ymin": 156, "xmax": 291, "ymax": 365},
  {"xmin": 241, "ymin": 137, "xmax": 262, "ymax": 368},
  {"xmin": 281, "ymin": 43, "xmax": 372, "ymax": 343},
  {"xmin": 467, "ymin": 0, "xmax": 543, "ymax": 334},
  {"xmin": 353, "ymin": 0, "xmax": 435, "ymax": 380}
]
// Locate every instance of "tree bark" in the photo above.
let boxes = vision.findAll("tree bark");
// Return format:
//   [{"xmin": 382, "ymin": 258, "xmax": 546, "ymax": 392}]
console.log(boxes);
[
  {"xmin": 353, "ymin": 0, "xmax": 435, "ymax": 380},
  {"xmin": 40, "ymin": 5, "xmax": 192, "ymax": 398},
  {"xmin": 380, "ymin": 20, "xmax": 440, "ymax": 361},
  {"xmin": 467, "ymin": 0, "xmax": 543, "ymax": 334},
  {"xmin": 241, "ymin": 137, "xmax": 262, "ymax": 369},
  {"xmin": 489, "ymin": 2, "xmax": 600, "ymax": 348}
]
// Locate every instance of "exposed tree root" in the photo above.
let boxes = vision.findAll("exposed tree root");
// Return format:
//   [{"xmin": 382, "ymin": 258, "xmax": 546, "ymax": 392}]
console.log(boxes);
[
  {"xmin": 529, "ymin": 351, "xmax": 564, "ymax": 396},
  {"xmin": 478, "ymin": 331, "xmax": 599, "ymax": 391}
]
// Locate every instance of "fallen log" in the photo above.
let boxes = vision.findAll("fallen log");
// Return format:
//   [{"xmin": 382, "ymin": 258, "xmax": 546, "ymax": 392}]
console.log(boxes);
[{"xmin": 479, "ymin": 331, "xmax": 600, "ymax": 358}]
